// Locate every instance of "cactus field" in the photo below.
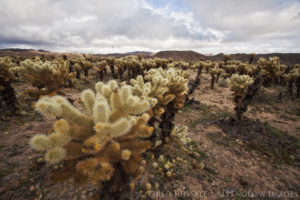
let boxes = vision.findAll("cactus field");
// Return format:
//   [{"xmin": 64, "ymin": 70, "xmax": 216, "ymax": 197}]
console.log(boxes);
[{"xmin": 0, "ymin": 54, "xmax": 299, "ymax": 200}]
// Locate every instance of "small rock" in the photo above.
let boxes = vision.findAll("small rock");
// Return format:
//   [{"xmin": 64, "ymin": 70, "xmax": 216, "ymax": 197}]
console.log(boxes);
[
  {"xmin": 0, "ymin": 187, "xmax": 6, "ymax": 195},
  {"xmin": 30, "ymin": 186, "xmax": 35, "ymax": 192},
  {"xmin": 13, "ymin": 180, "xmax": 20, "ymax": 188},
  {"xmin": 21, "ymin": 176, "xmax": 28, "ymax": 182},
  {"xmin": 3, "ymin": 131, "xmax": 9, "ymax": 135},
  {"xmin": 82, "ymin": 190, "xmax": 87, "ymax": 195},
  {"xmin": 35, "ymin": 183, "xmax": 40, "ymax": 190},
  {"xmin": 224, "ymin": 187, "xmax": 238, "ymax": 194},
  {"xmin": 205, "ymin": 166, "xmax": 218, "ymax": 174},
  {"xmin": 36, "ymin": 190, "xmax": 42, "ymax": 196},
  {"xmin": 211, "ymin": 180, "xmax": 218, "ymax": 186},
  {"xmin": 236, "ymin": 139, "xmax": 243, "ymax": 146},
  {"xmin": 197, "ymin": 174, "xmax": 206, "ymax": 181}
]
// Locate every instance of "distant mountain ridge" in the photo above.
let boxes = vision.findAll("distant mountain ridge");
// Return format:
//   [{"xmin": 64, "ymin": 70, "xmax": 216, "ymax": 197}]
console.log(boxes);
[
  {"xmin": 154, "ymin": 51, "xmax": 300, "ymax": 66},
  {"xmin": 0, "ymin": 48, "xmax": 299, "ymax": 65}
]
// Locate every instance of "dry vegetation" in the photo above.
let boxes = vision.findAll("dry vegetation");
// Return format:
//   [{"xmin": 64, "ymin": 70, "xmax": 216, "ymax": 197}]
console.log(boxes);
[{"xmin": 0, "ymin": 53, "xmax": 299, "ymax": 200}]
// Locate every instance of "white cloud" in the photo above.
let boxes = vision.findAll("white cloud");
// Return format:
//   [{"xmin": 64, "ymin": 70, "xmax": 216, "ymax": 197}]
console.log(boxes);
[{"xmin": 0, "ymin": 0, "xmax": 299, "ymax": 53}]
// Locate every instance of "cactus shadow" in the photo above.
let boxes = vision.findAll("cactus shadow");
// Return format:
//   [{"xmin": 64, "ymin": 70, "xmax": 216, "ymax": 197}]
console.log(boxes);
[{"xmin": 215, "ymin": 117, "xmax": 300, "ymax": 165}]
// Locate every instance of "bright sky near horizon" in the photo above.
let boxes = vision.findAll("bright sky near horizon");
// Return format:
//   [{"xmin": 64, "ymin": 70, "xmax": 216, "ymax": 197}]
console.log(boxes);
[{"xmin": 0, "ymin": 0, "xmax": 299, "ymax": 54}]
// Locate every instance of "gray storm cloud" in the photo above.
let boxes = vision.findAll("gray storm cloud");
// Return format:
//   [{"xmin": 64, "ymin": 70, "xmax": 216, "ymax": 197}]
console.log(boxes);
[{"xmin": 0, "ymin": 0, "xmax": 299, "ymax": 54}]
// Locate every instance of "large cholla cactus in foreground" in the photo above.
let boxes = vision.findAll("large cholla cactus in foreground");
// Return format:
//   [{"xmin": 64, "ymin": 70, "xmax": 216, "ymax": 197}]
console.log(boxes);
[
  {"xmin": 0, "ymin": 57, "xmax": 18, "ymax": 117},
  {"xmin": 30, "ymin": 80, "xmax": 156, "ymax": 198},
  {"xmin": 230, "ymin": 74, "xmax": 254, "ymax": 104},
  {"xmin": 10, "ymin": 58, "xmax": 76, "ymax": 98}
]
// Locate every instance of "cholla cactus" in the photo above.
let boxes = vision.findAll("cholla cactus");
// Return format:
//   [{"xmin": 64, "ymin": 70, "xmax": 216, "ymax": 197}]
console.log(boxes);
[
  {"xmin": 170, "ymin": 125, "xmax": 191, "ymax": 152},
  {"xmin": 185, "ymin": 62, "xmax": 203, "ymax": 105},
  {"xmin": 10, "ymin": 58, "xmax": 76, "ymax": 98},
  {"xmin": 179, "ymin": 61, "xmax": 190, "ymax": 70},
  {"xmin": 115, "ymin": 58, "xmax": 126, "ymax": 81},
  {"xmin": 249, "ymin": 53, "xmax": 256, "ymax": 64},
  {"xmin": 257, "ymin": 56, "xmax": 282, "ymax": 86},
  {"xmin": 69, "ymin": 57, "xmax": 94, "ymax": 79},
  {"xmin": 135, "ymin": 68, "xmax": 188, "ymax": 146},
  {"xmin": 291, "ymin": 65, "xmax": 300, "ymax": 98},
  {"xmin": 224, "ymin": 64, "xmax": 238, "ymax": 77},
  {"xmin": 244, "ymin": 64, "xmax": 258, "ymax": 76},
  {"xmin": 223, "ymin": 54, "xmax": 231, "ymax": 63},
  {"xmin": 143, "ymin": 68, "xmax": 188, "ymax": 108},
  {"xmin": 30, "ymin": 80, "xmax": 156, "ymax": 198},
  {"xmin": 142, "ymin": 59, "xmax": 156, "ymax": 71},
  {"xmin": 209, "ymin": 65, "xmax": 223, "ymax": 89},
  {"xmin": 283, "ymin": 64, "xmax": 300, "ymax": 98},
  {"xmin": 106, "ymin": 57, "xmax": 117, "ymax": 78},
  {"xmin": 80, "ymin": 57, "xmax": 94, "ymax": 77},
  {"xmin": 154, "ymin": 58, "xmax": 170, "ymax": 69},
  {"xmin": 95, "ymin": 61, "xmax": 107, "ymax": 81},
  {"xmin": 230, "ymin": 74, "xmax": 254, "ymax": 104},
  {"xmin": 234, "ymin": 75, "xmax": 263, "ymax": 120},
  {"xmin": 0, "ymin": 57, "xmax": 18, "ymax": 117}
]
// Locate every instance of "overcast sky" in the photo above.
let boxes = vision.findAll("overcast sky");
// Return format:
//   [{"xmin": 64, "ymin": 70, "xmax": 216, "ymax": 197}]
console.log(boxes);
[{"xmin": 0, "ymin": 0, "xmax": 300, "ymax": 54}]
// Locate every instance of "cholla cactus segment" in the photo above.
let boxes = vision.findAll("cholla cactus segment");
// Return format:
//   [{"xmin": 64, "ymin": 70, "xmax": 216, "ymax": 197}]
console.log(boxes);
[
  {"xmin": 170, "ymin": 125, "xmax": 190, "ymax": 145},
  {"xmin": 230, "ymin": 74, "xmax": 254, "ymax": 103},
  {"xmin": 30, "ymin": 79, "xmax": 156, "ymax": 187}
]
